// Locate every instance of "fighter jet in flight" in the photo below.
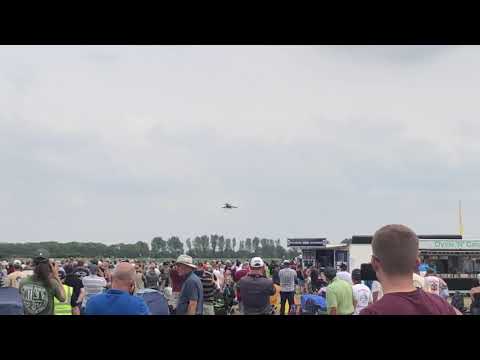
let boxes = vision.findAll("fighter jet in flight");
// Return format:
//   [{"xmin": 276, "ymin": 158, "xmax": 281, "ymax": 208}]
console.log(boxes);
[{"xmin": 222, "ymin": 203, "xmax": 238, "ymax": 209}]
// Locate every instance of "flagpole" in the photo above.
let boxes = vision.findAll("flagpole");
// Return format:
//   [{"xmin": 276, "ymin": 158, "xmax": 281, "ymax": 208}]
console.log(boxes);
[{"xmin": 459, "ymin": 200, "xmax": 464, "ymax": 237}]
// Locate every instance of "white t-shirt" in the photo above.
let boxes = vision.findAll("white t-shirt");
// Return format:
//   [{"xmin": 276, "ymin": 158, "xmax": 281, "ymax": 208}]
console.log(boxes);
[
  {"xmin": 337, "ymin": 271, "xmax": 352, "ymax": 285},
  {"xmin": 352, "ymin": 283, "xmax": 373, "ymax": 315},
  {"xmin": 424, "ymin": 276, "xmax": 441, "ymax": 295},
  {"xmin": 371, "ymin": 280, "xmax": 383, "ymax": 301},
  {"xmin": 213, "ymin": 269, "xmax": 224, "ymax": 289}
]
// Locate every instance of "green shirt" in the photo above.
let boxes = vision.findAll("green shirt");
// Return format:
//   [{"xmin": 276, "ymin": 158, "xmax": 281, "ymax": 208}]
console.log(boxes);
[
  {"xmin": 326, "ymin": 277, "xmax": 354, "ymax": 315},
  {"xmin": 19, "ymin": 276, "xmax": 63, "ymax": 315}
]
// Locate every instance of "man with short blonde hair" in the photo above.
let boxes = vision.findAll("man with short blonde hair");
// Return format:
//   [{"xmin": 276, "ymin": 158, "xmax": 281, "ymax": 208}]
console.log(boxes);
[{"xmin": 360, "ymin": 224, "xmax": 459, "ymax": 315}]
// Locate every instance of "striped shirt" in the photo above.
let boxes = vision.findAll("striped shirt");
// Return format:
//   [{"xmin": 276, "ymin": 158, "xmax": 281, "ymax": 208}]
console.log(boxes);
[
  {"xmin": 279, "ymin": 268, "xmax": 297, "ymax": 292},
  {"xmin": 199, "ymin": 271, "xmax": 217, "ymax": 304},
  {"xmin": 82, "ymin": 275, "xmax": 107, "ymax": 306}
]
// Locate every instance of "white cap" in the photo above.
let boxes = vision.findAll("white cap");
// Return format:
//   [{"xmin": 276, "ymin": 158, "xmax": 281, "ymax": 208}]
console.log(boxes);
[
  {"xmin": 13, "ymin": 260, "xmax": 22, "ymax": 266},
  {"xmin": 250, "ymin": 257, "xmax": 264, "ymax": 268}
]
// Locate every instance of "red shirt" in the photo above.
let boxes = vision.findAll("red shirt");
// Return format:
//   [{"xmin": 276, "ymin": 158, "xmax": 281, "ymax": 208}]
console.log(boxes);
[
  {"xmin": 170, "ymin": 269, "xmax": 185, "ymax": 293},
  {"xmin": 234, "ymin": 268, "xmax": 249, "ymax": 301},
  {"xmin": 360, "ymin": 289, "xmax": 457, "ymax": 315}
]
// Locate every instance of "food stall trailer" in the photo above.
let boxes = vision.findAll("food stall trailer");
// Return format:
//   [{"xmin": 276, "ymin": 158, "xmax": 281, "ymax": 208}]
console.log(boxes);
[
  {"xmin": 348, "ymin": 234, "xmax": 480, "ymax": 291},
  {"xmin": 289, "ymin": 235, "xmax": 479, "ymax": 291},
  {"xmin": 287, "ymin": 238, "xmax": 350, "ymax": 270}
]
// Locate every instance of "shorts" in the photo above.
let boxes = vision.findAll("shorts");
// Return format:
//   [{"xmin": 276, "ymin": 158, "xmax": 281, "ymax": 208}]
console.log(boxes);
[{"xmin": 203, "ymin": 303, "xmax": 215, "ymax": 315}]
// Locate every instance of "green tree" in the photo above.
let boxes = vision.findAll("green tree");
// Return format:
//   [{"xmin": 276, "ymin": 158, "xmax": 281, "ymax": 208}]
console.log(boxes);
[
  {"xmin": 151, "ymin": 237, "xmax": 167, "ymax": 257},
  {"xmin": 210, "ymin": 234, "xmax": 218, "ymax": 255},
  {"xmin": 167, "ymin": 236, "xmax": 184, "ymax": 258},
  {"xmin": 245, "ymin": 238, "xmax": 252, "ymax": 253},
  {"xmin": 135, "ymin": 241, "xmax": 150, "ymax": 258},
  {"xmin": 225, "ymin": 238, "xmax": 232, "ymax": 256},
  {"xmin": 193, "ymin": 236, "xmax": 202, "ymax": 256},
  {"xmin": 252, "ymin": 237, "xmax": 260, "ymax": 254},
  {"xmin": 200, "ymin": 235, "xmax": 210, "ymax": 256},
  {"xmin": 218, "ymin": 236, "xmax": 225, "ymax": 255}
]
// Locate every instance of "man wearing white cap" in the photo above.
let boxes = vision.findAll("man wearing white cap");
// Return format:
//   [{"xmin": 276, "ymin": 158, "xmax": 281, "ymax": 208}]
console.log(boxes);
[
  {"xmin": 175, "ymin": 255, "xmax": 204, "ymax": 315},
  {"xmin": 238, "ymin": 257, "xmax": 276, "ymax": 315}
]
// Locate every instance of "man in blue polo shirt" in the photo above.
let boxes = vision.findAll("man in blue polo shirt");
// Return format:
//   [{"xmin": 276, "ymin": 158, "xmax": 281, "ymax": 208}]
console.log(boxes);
[{"xmin": 85, "ymin": 262, "xmax": 150, "ymax": 315}]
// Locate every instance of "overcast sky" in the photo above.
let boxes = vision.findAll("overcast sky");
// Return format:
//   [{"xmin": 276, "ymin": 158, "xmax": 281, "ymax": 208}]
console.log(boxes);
[{"xmin": 1, "ymin": 45, "xmax": 479, "ymax": 245}]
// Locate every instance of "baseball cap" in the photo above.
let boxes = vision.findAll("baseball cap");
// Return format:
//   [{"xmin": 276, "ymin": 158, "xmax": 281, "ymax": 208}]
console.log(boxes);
[
  {"xmin": 283, "ymin": 260, "xmax": 290, "ymax": 266},
  {"xmin": 33, "ymin": 249, "xmax": 50, "ymax": 262},
  {"xmin": 351, "ymin": 269, "xmax": 361, "ymax": 281},
  {"xmin": 250, "ymin": 257, "xmax": 264, "ymax": 268},
  {"xmin": 13, "ymin": 259, "xmax": 22, "ymax": 266}
]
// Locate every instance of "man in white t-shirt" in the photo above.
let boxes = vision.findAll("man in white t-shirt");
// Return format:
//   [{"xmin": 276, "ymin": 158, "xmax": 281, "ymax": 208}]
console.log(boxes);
[
  {"xmin": 351, "ymin": 269, "xmax": 372, "ymax": 314},
  {"xmin": 336, "ymin": 263, "xmax": 352, "ymax": 285},
  {"xmin": 424, "ymin": 269, "xmax": 442, "ymax": 296},
  {"xmin": 213, "ymin": 263, "xmax": 224, "ymax": 290}
]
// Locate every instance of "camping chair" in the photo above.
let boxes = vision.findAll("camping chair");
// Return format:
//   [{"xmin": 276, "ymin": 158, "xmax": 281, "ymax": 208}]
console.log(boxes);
[
  {"xmin": 135, "ymin": 288, "xmax": 170, "ymax": 315},
  {"xmin": 0, "ymin": 287, "xmax": 24, "ymax": 315}
]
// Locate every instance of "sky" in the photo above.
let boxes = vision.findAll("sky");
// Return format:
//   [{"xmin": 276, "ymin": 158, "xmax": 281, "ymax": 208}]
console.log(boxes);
[{"xmin": 1, "ymin": 45, "xmax": 479, "ymax": 245}]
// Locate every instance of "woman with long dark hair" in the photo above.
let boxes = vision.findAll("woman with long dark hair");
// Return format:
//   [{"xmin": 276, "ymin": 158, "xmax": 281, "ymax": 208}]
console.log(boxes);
[{"xmin": 19, "ymin": 249, "xmax": 66, "ymax": 315}]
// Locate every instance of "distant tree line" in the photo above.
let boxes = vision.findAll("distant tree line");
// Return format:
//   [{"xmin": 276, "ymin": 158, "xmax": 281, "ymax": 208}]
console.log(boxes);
[{"xmin": 0, "ymin": 235, "xmax": 300, "ymax": 260}]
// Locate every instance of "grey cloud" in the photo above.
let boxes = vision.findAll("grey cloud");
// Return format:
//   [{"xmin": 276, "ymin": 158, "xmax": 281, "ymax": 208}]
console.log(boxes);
[
  {"xmin": 325, "ymin": 45, "xmax": 457, "ymax": 65},
  {"xmin": 0, "ymin": 45, "xmax": 479, "ymax": 243}
]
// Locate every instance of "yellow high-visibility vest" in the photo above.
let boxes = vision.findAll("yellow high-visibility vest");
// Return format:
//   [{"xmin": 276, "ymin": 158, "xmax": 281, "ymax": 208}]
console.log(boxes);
[{"xmin": 54, "ymin": 284, "xmax": 73, "ymax": 315}]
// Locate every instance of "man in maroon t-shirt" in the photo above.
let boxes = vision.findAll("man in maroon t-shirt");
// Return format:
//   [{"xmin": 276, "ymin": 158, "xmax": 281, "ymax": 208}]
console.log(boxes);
[
  {"xmin": 234, "ymin": 262, "xmax": 250, "ymax": 313},
  {"xmin": 360, "ymin": 224, "xmax": 460, "ymax": 316}
]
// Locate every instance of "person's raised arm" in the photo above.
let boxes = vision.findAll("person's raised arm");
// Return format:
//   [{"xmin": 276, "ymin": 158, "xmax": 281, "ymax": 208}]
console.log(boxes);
[
  {"xmin": 77, "ymin": 287, "xmax": 85, "ymax": 306},
  {"xmin": 50, "ymin": 264, "xmax": 66, "ymax": 302}
]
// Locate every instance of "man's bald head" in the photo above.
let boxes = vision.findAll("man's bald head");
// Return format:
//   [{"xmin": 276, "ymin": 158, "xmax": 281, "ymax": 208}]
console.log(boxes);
[
  {"xmin": 372, "ymin": 224, "xmax": 419, "ymax": 276},
  {"xmin": 112, "ymin": 262, "xmax": 136, "ymax": 285}
]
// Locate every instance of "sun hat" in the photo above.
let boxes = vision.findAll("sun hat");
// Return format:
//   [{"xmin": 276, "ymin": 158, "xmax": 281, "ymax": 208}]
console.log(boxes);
[{"xmin": 175, "ymin": 255, "xmax": 197, "ymax": 269}]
